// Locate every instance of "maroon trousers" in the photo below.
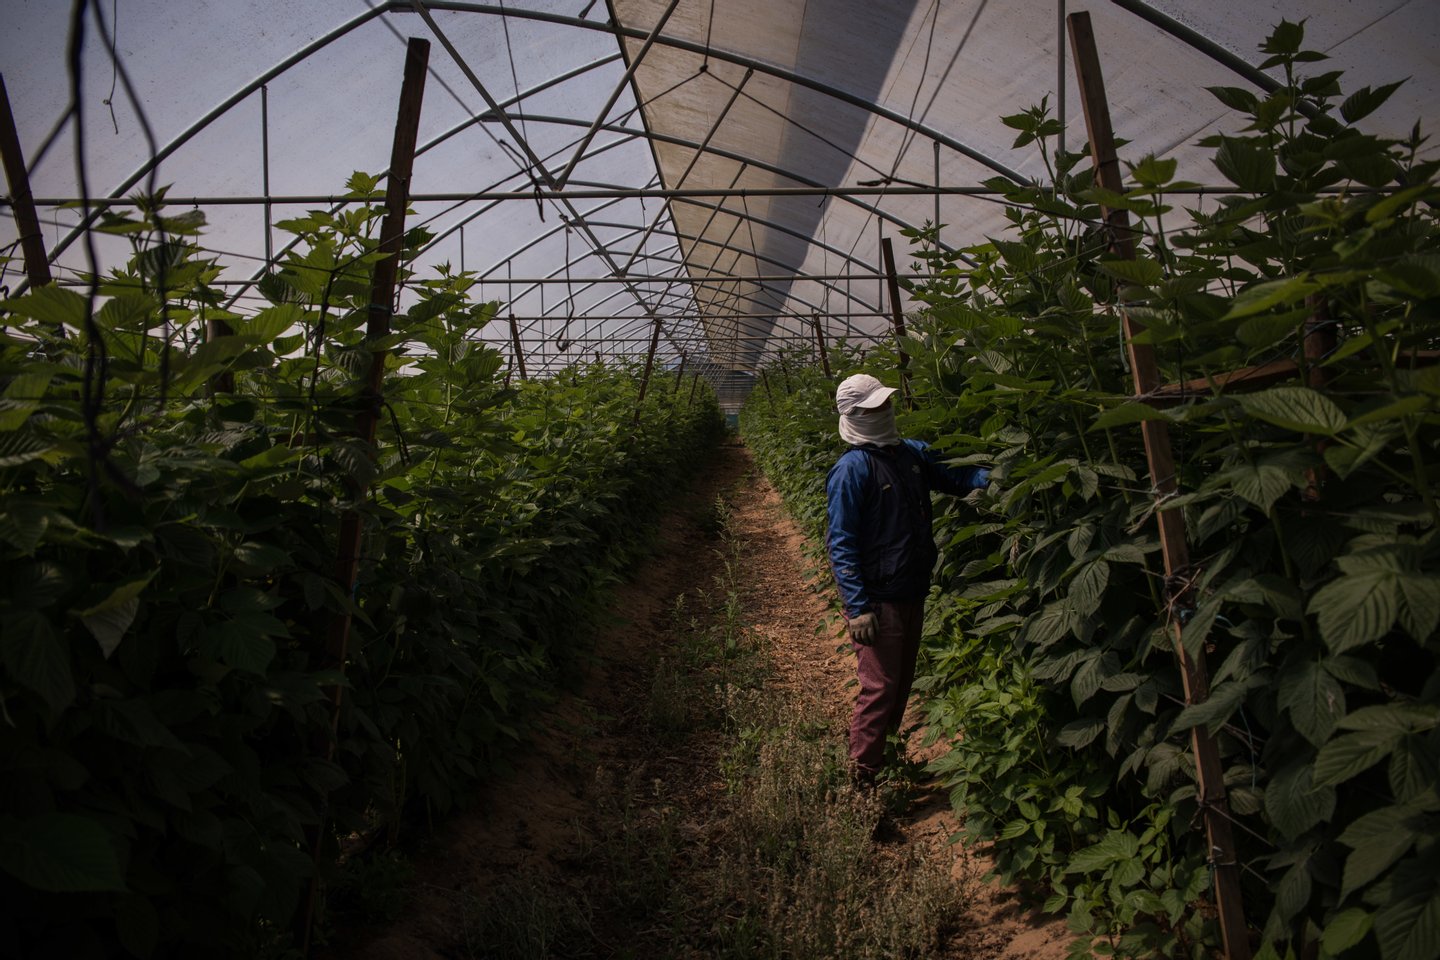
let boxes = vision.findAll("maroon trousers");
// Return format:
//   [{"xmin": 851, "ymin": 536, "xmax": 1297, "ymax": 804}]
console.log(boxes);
[{"xmin": 848, "ymin": 600, "xmax": 924, "ymax": 777}]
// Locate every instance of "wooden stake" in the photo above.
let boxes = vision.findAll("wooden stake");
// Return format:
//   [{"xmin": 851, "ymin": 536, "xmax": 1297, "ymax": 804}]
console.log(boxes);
[
  {"xmin": 880, "ymin": 237, "xmax": 912, "ymax": 402},
  {"xmin": 812, "ymin": 311, "xmax": 833, "ymax": 378},
  {"xmin": 778, "ymin": 354, "xmax": 792, "ymax": 392},
  {"xmin": 673, "ymin": 350, "xmax": 688, "ymax": 393},
  {"xmin": 0, "ymin": 74, "xmax": 54, "ymax": 293},
  {"xmin": 305, "ymin": 36, "xmax": 430, "ymax": 955},
  {"xmin": 760, "ymin": 368, "xmax": 776, "ymax": 411},
  {"xmin": 1067, "ymin": 13, "xmax": 1250, "ymax": 958},
  {"xmin": 634, "ymin": 316, "xmax": 662, "ymax": 425},
  {"xmin": 688, "ymin": 370, "xmax": 701, "ymax": 408},
  {"xmin": 508, "ymin": 313, "xmax": 527, "ymax": 381}
]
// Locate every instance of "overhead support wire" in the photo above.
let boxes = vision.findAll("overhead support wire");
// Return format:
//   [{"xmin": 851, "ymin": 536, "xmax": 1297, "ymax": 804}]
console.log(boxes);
[{"xmin": 554, "ymin": 0, "xmax": 682, "ymax": 189}]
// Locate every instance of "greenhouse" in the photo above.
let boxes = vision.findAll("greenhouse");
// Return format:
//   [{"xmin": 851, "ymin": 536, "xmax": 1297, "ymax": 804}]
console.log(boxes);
[{"xmin": 1, "ymin": 0, "xmax": 1437, "ymax": 957}]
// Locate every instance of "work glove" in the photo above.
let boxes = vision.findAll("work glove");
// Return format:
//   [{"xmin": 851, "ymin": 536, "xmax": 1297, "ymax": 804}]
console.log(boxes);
[{"xmin": 848, "ymin": 611, "xmax": 878, "ymax": 646}]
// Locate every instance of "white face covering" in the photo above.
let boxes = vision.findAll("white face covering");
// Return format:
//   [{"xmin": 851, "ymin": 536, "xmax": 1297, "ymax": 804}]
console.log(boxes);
[{"xmin": 838, "ymin": 404, "xmax": 899, "ymax": 447}]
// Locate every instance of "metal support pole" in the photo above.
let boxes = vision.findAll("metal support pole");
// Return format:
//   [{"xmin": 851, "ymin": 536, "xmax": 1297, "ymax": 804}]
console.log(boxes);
[
  {"xmin": 688, "ymin": 370, "xmax": 701, "ymax": 408},
  {"xmin": 261, "ymin": 84, "xmax": 273, "ymax": 268},
  {"xmin": 1068, "ymin": 14, "xmax": 1249, "ymax": 958},
  {"xmin": 933, "ymin": 139, "xmax": 941, "ymax": 235},
  {"xmin": 0, "ymin": 74, "xmax": 54, "ymax": 293},
  {"xmin": 880, "ymin": 236, "xmax": 912, "ymax": 403},
  {"xmin": 673, "ymin": 351, "xmax": 687, "ymax": 393}
]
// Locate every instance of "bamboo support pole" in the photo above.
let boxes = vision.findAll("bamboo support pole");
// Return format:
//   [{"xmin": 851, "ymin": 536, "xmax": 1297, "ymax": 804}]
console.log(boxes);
[
  {"xmin": 1068, "ymin": 13, "xmax": 1250, "ymax": 958},
  {"xmin": 880, "ymin": 236, "xmax": 912, "ymax": 403},
  {"xmin": 0, "ymin": 74, "xmax": 54, "ymax": 294}
]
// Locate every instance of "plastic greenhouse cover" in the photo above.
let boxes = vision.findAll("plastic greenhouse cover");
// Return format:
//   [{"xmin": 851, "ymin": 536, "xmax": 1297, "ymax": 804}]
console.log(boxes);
[{"xmin": 1, "ymin": 0, "xmax": 1436, "ymax": 408}]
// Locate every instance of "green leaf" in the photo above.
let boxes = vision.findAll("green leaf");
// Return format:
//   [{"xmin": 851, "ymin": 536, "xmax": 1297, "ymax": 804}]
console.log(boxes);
[
  {"xmin": 1397, "ymin": 573, "xmax": 1440, "ymax": 642},
  {"xmin": 1321, "ymin": 908, "xmax": 1372, "ymax": 954},
  {"xmin": 1, "ymin": 286, "xmax": 90, "ymax": 332},
  {"xmin": 238, "ymin": 303, "xmax": 305, "ymax": 343},
  {"xmin": 75, "ymin": 574, "xmax": 155, "ymax": 658},
  {"xmin": 1339, "ymin": 805, "xmax": 1421, "ymax": 898},
  {"xmin": 1342, "ymin": 80, "xmax": 1406, "ymax": 124},
  {"xmin": 1313, "ymin": 728, "xmax": 1401, "ymax": 786},
  {"xmin": 115, "ymin": 892, "xmax": 160, "ymax": 958},
  {"xmin": 0, "ymin": 813, "xmax": 125, "ymax": 892},
  {"xmin": 1237, "ymin": 386, "xmax": 1347, "ymax": 434},
  {"xmin": 1214, "ymin": 137, "xmax": 1276, "ymax": 191},
  {"xmin": 1367, "ymin": 182, "xmax": 1440, "ymax": 224},
  {"xmin": 0, "ymin": 610, "xmax": 75, "ymax": 711},
  {"xmin": 1206, "ymin": 86, "xmax": 1258, "ymax": 113},
  {"xmin": 1224, "ymin": 276, "xmax": 1320, "ymax": 320},
  {"xmin": 1228, "ymin": 462, "xmax": 1293, "ymax": 512},
  {"xmin": 1375, "ymin": 889, "xmax": 1440, "ymax": 960},
  {"xmin": 1065, "ymin": 831, "xmax": 1140, "ymax": 874},
  {"xmin": 1097, "ymin": 257, "xmax": 1163, "ymax": 287},
  {"xmin": 1058, "ymin": 718, "xmax": 1103, "ymax": 748},
  {"xmin": 1264, "ymin": 761, "xmax": 1335, "ymax": 840},
  {"xmin": 1278, "ymin": 659, "xmax": 1344, "ymax": 745},
  {"xmin": 205, "ymin": 621, "xmax": 277, "ymax": 676},
  {"xmin": 1091, "ymin": 402, "xmax": 1169, "ymax": 431},
  {"xmin": 1309, "ymin": 571, "xmax": 1399, "ymax": 653}
]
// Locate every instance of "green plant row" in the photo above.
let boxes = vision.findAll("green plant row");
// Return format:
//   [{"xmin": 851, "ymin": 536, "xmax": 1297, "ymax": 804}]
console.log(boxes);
[
  {"xmin": 0, "ymin": 180, "xmax": 724, "ymax": 958},
  {"xmin": 742, "ymin": 23, "xmax": 1438, "ymax": 960}
]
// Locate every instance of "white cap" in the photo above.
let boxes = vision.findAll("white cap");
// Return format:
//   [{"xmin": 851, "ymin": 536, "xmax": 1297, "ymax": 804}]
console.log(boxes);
[{"xmin": 835, "ymin": 373, "xmax": 898, "ymax": 415}]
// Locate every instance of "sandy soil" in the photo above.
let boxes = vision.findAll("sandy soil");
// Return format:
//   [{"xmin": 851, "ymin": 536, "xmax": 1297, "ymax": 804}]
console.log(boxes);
[{"xmin": 335, "ymin": 440, "xmax": 1072, "ymax": 959}]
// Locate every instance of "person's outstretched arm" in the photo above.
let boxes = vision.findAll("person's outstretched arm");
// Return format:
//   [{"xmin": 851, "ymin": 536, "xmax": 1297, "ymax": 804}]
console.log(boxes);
[{"xmin": 905, "ymin": 439, "xmax": 990, "ymax": 496}]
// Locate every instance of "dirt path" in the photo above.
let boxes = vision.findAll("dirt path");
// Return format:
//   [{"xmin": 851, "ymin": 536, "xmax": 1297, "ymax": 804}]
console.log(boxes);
[{"xmin": 335, "ymin": 440, "xmax": 1071, "ymax": 959}]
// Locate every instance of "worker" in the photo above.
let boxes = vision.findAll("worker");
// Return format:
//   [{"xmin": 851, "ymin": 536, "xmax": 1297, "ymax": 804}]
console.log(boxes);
[{"xmin": 825, "ymin": 372, "xmax": 991, "ymax": 784}]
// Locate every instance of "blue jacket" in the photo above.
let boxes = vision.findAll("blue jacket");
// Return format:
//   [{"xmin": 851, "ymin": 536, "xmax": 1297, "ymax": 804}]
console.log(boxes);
[{"xmin": 826, "ymin": 440, "xmax": 989, "ymax": 618}]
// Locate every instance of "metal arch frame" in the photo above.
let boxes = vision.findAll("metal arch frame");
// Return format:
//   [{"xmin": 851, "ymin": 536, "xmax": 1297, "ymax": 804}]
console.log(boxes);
[
  {"xmin": 41, "ymin": 0, "xmax": 1025, "ymax": 270},
  {"xmin": 33, "ymin": 0, "xmax": 1313, "ymax": 295},
  {"xmin": 469, "ymin": 205, "xmax": 889, "ymax": 344},
  {"xmin": 27, "ymin": 0, "xmax": 1332, "ymax": 388},
  {"xmin": 417, "ymin": 1, "xmax": 1031, "ymax": 185}
]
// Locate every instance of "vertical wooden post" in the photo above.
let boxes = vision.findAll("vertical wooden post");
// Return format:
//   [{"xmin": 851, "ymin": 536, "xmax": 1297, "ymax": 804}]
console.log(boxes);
[
  {"xmin": 1068, "ymin": 13, "xmax": 1250, "ymax": 958},
  {"xmin": 1302, "ymin": 296, "xmax": 1335, "ymax": 501},
  {"xmin": 880, "ymin": 236, "xmax": 912, "ymax": 403},
  {"xmin": 760, "ymin": 368, "xmax": 776, "ymax": 412},
  {"xmin": 673, "ymin": 350, "xmax": 688, "ymax": 394},
  {"xmin": 304, "ymin": 37, "xmax": 430, "ymax": 955},
  {"xmin": 688, "ymin": 370, "xmax": 701, "ymax": 407},
  {"xmin": 0, "ymin": 74, "xmax": 54, "ymax": 293},
  {"xmin": 508, "ymin": 313, "xmax": 527, "ymax": 381},
  {"xmin": 812, "ymin": 311, "xmax": 833, "ymax": 379},
  {"xmin": 633, "ymin": 315, "xmax": 662, "ymax": 425}
]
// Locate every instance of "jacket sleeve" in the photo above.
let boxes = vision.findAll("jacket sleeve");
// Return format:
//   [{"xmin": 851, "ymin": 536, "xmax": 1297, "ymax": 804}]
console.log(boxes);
[
  {"xmin": 907, "ymin": 439, "xmax": 990, "ymax": 496},
  {"xmin": 826, "ymin": 453, "xmax": 871, "ymax": 619}
]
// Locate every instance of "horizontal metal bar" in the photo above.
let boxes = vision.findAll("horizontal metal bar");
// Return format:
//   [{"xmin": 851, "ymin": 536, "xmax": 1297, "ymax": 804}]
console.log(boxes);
[
  {"xmin": 19, "ymin": 185, "xmax": 1009, "ymax": 207},
  {"xmin": 16, "ymin": 184, "xmax": 1372, "ymax": 209}
]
